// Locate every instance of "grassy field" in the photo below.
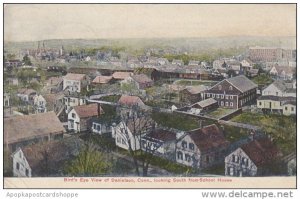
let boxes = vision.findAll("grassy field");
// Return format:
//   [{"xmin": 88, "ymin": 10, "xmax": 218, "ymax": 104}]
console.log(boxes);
[
  {"xmin": 206, "ymin": 108, "xmax": 235, "ymax": 119},
  {"xmin": 231, "ymin": 112, "xmax": 296, "ymax": 155},
  {"xmin": 100, "ymin": 95, "xmax": 121, "ymax": 103}
]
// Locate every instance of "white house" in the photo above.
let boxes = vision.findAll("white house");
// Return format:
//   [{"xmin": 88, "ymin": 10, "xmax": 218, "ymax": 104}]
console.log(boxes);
[
  {"xmin": 141, "ymin": 129, "xmax": 176, "ymax": 160},
  {"xmin": 176, "ymin": 124, "xmax": 229, "ymax": 168},
  {"xmin": 33, "ymin": 94, "xmax": 47, "ymax": 113},
  {"xmin": 282, "ymin": 101, "xmax": 296, "ymax": 116},
  {"xmin": 11, "ymin": 148, "xmax": 32, "ymax": 177},
  {"xmin": 11, "ymin": 137, "xmax": 84, "ymax": 177},
  {"xmin": 68, "ymin": 103, "xmax": 103, "ymax": 133},
  {"xmin": 225, "ymin": 138, "xmax": 281, "ymax": 177},
  {"xmin": 262, "ymin": 80, "xmax": 296, "ymax": 97},
  {"xmin": 63, "ymin": 73, "xmax": 90, "ymax": 93},
  {"xmin": 64, "ymin": 95, "xmax": 87, "ymax": 113},
  {"xmin": 112, "ymin": 117, "xmax": 153, "ymax": 151},
  {"xmin": 269, "ymin": 65, "xmax": 294, "ymax": 80}
]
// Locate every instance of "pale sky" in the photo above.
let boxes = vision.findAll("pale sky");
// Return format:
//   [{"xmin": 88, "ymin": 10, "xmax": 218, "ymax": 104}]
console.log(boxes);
[{"xmin": 4, "ymin": 4, "xmax": 296, "ymax": 42}]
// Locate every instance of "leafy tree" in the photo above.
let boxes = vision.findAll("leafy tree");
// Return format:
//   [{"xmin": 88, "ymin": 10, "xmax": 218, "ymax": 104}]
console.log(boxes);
[
  {"xmin": 64, "ymin": 142, "xmax": 111, "ymax": 176},
  {"xmin": 22, "ymin": 55, "xmax": 32, "ymax": 66}
]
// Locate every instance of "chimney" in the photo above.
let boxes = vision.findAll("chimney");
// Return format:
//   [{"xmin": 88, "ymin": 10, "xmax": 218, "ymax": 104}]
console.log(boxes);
[
  {"xmin": 97, "ymin": 103, "xmax": 101, "ymax": 117},
  {"xmin": 249, "ymin": 131, "xmax": 255, "ymax": 141}
]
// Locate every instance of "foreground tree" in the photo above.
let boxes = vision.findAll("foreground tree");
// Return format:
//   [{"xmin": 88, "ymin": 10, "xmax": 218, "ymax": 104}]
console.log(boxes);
[
  {"xmin": 118, "ymin": 105, "xmax": 161, "ymax": 176},
  {"xmin": 64, "ymin": 142, "xmax": 111, "ymax": 176}
]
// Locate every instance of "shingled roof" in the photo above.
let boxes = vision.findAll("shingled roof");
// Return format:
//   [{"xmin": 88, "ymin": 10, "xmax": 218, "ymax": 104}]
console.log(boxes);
[
  {"xmin": 226, "ymin": 75, "xmax": 257, "ymax": 93},
  {"xmin": 63, "ymin": 73, "xmax": 86, "ymax": 81},
  {"xmin": 143, "ymin": 129, "xmax": 176, "ymax": 142},
  {"xmin": 192, "ymin": 98, "xmax": 217, "ymax": 108},
  {"xmin": 118, "ymin": 95, "xmax": 144, "ymax": 107},
  {"xmin": 20, "ymin": 136, "xmax": 84, "ymax": 176},
  {"xmin": 186, "ymin": 124, "xmax": 229, "ymax": 151},
  {"xmin": 73, "ymin": 103, "xmax": 103, "ymax": 118},
  {"xmin": 131, "ymin": 74, "xmax": 153, "ymax": 84},
  {"xmin": 4, "ymin": 112, "xmax": 65, "ymax": 145},
  {"xmin": 92, "ymin": 75, "xmax": 113, "ymax": 84},
  {"xmin": 241, "ymin": 138, "xmax": 282, "ymax": 167},
  {"xmin": 112, "ymin": 72, "xmax": 132, "ymax": 80}
]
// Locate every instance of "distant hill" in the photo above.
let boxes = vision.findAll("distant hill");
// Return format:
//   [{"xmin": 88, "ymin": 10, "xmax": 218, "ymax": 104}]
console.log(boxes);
[{"xmin": 4, "ymin": 36, "xmax": 296, "ymax": 54}]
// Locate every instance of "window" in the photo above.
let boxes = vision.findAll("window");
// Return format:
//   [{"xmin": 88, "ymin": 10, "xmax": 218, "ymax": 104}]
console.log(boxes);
[
  {"xmin": 72, "ymin": 113, "xmax": 76, "ymax": 118},
  {"xmin": 225, "ymin": 95, "xmax": 229, "ymax": 99},
  {"xmin": 117, "ymin": 137, "xmax": 121, "ymax": 143},
  {"xmin": 285, "ymin": 107, "xmax": 288, "ymax": 111},
  {"xmin": 230, "ymin": 95, "xmax": 233, "ymax": 99},
  {"xmin": 121, "ymin": 139, "xmax": 126, "ymax": 145},
  {"xmin": 206, "ymin": 155, "xmax": 210, "ymax": 163},
  {"xmin": 93, "ymin": 123, "xmax": 97, "ymax": 129},
  {"xmin": 189, "ymin": 143, "xmax": 194, "ymax": 150},
  {"xmin": 229, "ymin": 167, "xmax": 234, "ymax": 176},
  {"xmin": 177, "ymin": 151, "xmax": 183, "ymax": 160},
  {"xmin": 291, "ymin": 107, "xmax": 295, "ymax": 111},
  {"xmin": 216, "ymin": 94, "xmax": 219, "ymax": 99},
  {"xmin": 229, "ymin": 86, "xmax": 233, "ymax": 90},
  {"xmin": 225, "ymin": 102, "xmax": 229, "ymax": 106},
  {"xmin": 212, "ymin": 94, "xmax": 215, "ymax": 98},
  {"xmin": 276, "ymin": 92, "xmax": 278, "ymax": 96},
  {"xmin": 97, "ymin": 124, "xmax": 101, "ymax": 131},
  {"xmin": 221, "ymin": 95, "xmax": 224, "ymax": 99},
  {"xmin": 181, "ymin": 141, "xmax": 187, "ymax": 148},
  {"xmin": 218, "ymin": 85, "xmax": 222, "ymax": 90},
  {"xmin": 16, "ymin": 162, "xmax": 20, "ymax": 170},
  {"xmin": 19, "ymin": 152, "xmax": 22, "ymax": 159},
  {"xmin": 259, "ymin": 102, "xmax": 262, "ymax": 106},
  {"xmin": 232, "ymin": 154, "xmax": 236, "ymax": 162},
  {"xmin": 207, "ymin": 93, "xmax": 210, "ymax": 97},
  {"xmin": 242, "ymin": 158, "xmax": 249, "ymax": 167},
  {"xmin": 26, "ymin": 169, "xmax": 29, "ymax": 177},
  {"xmin": 230, "ymin": 102, "xmax": 233, "ymax": 107},
  {"xmin": 185, "ymin": 154, "xmax": 191, "ymax": 162},
  {"xmin": 221, "ymin": 101, "xmax": 224, "ymax": 106}
]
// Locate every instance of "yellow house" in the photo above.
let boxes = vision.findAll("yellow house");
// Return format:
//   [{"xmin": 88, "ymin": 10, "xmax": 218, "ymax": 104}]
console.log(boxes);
[{"xmin": 282, "ymin": 101, "xmax": 296, "ymax": 116}]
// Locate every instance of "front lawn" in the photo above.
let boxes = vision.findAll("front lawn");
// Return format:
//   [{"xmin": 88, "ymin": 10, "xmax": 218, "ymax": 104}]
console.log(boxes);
[
  {"xmin": 231, "ymin": 112, "xmax": 296, "ymax": 155},
  {"xmin": 206, "ymin": 108, "xmax": 235, "ymax": 119}
]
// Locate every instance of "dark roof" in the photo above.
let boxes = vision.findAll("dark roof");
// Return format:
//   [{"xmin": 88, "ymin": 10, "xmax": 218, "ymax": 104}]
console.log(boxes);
[
  {"xmin": 186, "ymin": 124, "xmax": 229, "ymax": 151},
  {"xmin": 272, "ymin": 80, "xmax": 296, "ymax": 93},
  {"xmin": 21, "ymin": 136, "xmax": 84, "ymax": 176},
  {"xmin": 73, "ymin": 103, "xmax": 103, "ymax": 118},
  {"xmin": 241, "ymin": 138, "xmax": 282, "ymax": 167},
  {"xmin": 143, "ymin": 129, "xmax": 176, "ymax": 142},
  {"xmin": 4, "ymin": 112, "xmax": 65, "ymax": 145},
  {"xmin": 282, "ymin": 101, "xmax": 296, "ymax": 106},
  {"xmin": 226, "ymin": 75, "xmax": 257, "ymax": 92}
]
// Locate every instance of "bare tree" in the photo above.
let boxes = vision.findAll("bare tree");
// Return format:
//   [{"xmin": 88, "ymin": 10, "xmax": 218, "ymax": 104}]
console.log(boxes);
[{"xmin": 118, "ymin": 104, "xmax": 161, "ymax": 176}]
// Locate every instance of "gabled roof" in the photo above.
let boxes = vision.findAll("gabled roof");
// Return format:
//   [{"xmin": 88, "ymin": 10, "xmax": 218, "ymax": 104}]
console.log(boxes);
[
  {"xmin": 272, "ymin": 65, "xmax": 294, "ymax": 75},
  {"xmin": 17, "ymin": 88, "xmax": 37, "ymax": 95},
  {"xmin": 185, "ymin": 85, "xmax": 208, "ymax": 94},
  {"xmin": 143, "ymin": 129, "xmax": 176, "ymax": 142},
  {"xmin": 92, "ymin": 75, "xmax": 113, "ymax": 84},
  {"xmin": 73, "ymin": 103, "xmax": 103, "ymax": 118},
  {"xmin": 225, "ymin": 75, "xmax": 257, "ymax": 93},
  {"xmin": 46, "ymin": 77, "xmax": 63, "ymax": 86},
  {"xmin": 131, "ymin": 74, "xmax": 153, "ymax": 84},
  {"xmin": 192, "ymin": 98, "xmax": 217, "ymax": 108},
  {"xmin": 63, "ymin": 73, "xmax": 86, "ymax": 81},
  {"xmin": 112, "ymin": 72, "xmax": 132, "ymax": 80},
  {"xmin": 272, "ymin": 80, "xmax": 295, "ymax": 93},
  {"xmin": 241, "ymin": 138, "xmax": 282, "ymax": 167},
  {"xmin": 185, "ymin": 124, "xmax": 229, "ymax": 151},
  {"xmin": 4, "ymin": 112, "xmax": 65, "ymax": 144},
  {"xmin": 118, "ymin": 95, "xmax": 144, "ymax": 107},
  {"xmin": 20, "ymin": 136, "xmax": 84, "ymax": 176}
]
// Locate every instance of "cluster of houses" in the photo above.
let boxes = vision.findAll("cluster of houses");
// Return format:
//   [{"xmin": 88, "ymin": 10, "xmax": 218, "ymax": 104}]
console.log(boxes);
[{"xmin": 4, "ymin": 45, "xmax": 297, "ymax": 178}]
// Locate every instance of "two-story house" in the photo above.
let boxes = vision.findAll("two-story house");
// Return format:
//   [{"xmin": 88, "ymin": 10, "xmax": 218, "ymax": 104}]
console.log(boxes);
[
  {"xmin": 204, "ymin": 75, "xmax": 257, "ymax": 109},
  {"xmin": 33, "ymin": 94, "xmax": 47, "ymax": 113},
  {"xmin": 63, "ymin": 73, "xmax": 90, "ymax": 93},
  {"xmin": 68, "ymin": 103, "xmax": 103, "ymax": 133},
  {"xmin": 225, "ymin": 138, "xmax": 282, "ymax": 177},
  {"xmin": 17, "ymin": 88, "xmax": 37, "ymax": 103},
  {"xmin": 176, "ymin": 124, "xmax": 229, "ymax": 169}
]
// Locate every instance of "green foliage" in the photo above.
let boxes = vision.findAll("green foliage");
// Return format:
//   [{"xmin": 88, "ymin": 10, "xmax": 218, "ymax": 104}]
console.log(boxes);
[
  {"xmin": 251, "ymin": 74, "xmax": 273, "ymax": 86},
  {"xmin": 22, "ymin": 54, "xmax": 32, "ymax": 65},
  {"xmin": 100, "ymin": 95, "xmax": 121, "ymax": 103},
  {"xmin": 231, "ymin": 112, "xmax": 296, "ymax": 155},
  {"xmin": 16, "ymin": 69, "xmax": 37, "ymax": 85},
  {"xmin": 151, "ymin": 112, "xmax": 200, "ymax": 131},
  {"xmin": 64, "ymin": 143, "xmax": 111, "ymax": 176}
]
